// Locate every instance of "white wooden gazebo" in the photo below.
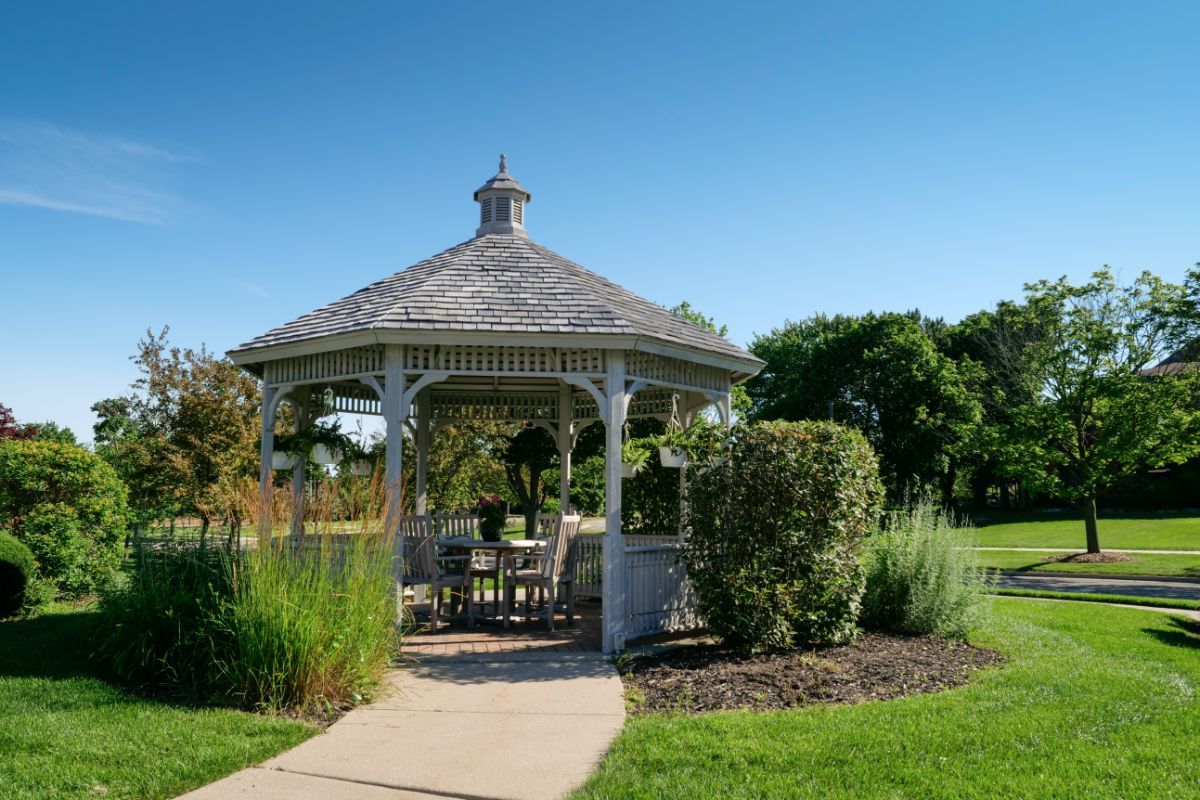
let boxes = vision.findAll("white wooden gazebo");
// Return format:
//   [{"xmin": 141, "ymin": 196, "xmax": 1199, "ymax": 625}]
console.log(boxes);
[{"xmin": 228, "ymin": 158, "xmax": 763, "ymax": 652}]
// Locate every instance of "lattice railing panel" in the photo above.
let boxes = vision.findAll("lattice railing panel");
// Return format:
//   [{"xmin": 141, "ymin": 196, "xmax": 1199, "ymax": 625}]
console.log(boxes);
[
  {"xmin": 405, "ymin": 344, "xmax": 604, "ymax": 374},
  {"xmin": 573, "ymin": 387, "xmax": 677, "ymax": 420}
]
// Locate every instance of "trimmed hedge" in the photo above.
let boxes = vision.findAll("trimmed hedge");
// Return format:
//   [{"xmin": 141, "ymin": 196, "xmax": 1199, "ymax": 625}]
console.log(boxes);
[
  {"xmin": 684, "ymin": 421, "xmax": 884, "ymax": 652},
  {"xmin": 0, "ymin": 440, "xmax": 129, "ymax": 596},
  {"xmin": 0, "ymin": 531, "xmax": 34, "ymax": 617}
]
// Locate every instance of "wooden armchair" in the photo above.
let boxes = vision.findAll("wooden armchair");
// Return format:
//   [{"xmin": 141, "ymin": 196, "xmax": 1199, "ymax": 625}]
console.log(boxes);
[
  {"xmin": 502, "ymin": 514, "xmax": 581, "ymax": 631},
  {"xmin": 434, "ymin": 512, "xmax": 500, "ymax": 613},
  {"xmin": 398, "ymin": 515, "xmax": 473, "ymax": 633}
]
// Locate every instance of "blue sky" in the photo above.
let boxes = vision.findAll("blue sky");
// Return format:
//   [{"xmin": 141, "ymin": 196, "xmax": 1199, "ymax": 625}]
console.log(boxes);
[{"xmin": 2, "ymin": 1, "xmax": 1198, "ymax": 442}]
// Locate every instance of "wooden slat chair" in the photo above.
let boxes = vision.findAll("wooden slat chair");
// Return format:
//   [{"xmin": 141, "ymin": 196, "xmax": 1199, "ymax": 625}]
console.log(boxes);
[
  {"xmin": 434, "ymin": 512, "xmax": 500, "ymax": 614},
  {"xmin": 502, "ymin": 514, "xmax": 581, "ymax": 631},
  {"xmin": 398, "ymin": 515, "xmax": 473, "ymax": 633}
]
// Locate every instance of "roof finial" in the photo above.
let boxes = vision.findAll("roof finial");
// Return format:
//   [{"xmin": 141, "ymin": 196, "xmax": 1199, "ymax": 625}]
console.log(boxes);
[{"xmin": 499, "ymin": 153, "xmax": 508, "ymax": 173}]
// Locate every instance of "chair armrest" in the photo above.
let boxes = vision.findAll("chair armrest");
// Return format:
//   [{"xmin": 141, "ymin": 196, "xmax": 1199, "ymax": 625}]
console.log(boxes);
[{"xmin": 436, "ymin": 554, "xmax": 474, "ymax": 564}]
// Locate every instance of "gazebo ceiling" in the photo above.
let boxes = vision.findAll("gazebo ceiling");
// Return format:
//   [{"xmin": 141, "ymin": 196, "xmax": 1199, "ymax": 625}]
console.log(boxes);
[{"xmin": 228, "ymin": 158, "xmax": 763, "ymax": 380}]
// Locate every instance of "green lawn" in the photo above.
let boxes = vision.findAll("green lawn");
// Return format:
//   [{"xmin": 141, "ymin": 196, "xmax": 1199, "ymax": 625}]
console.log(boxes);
[
  {"xmin": 976, "ymin": 548, "xmax": 1200, "ymax": 577},
  {"xmin": 970, "ymin": 510, "xmax": 1200, "ymax": 551},
  {"xmin": 575, "ymin": 599, "xmax": 1200, "ymax": 799},
  {"xmin": 0, "ymin": 604, "xmax": 315, "ymax": 800}
]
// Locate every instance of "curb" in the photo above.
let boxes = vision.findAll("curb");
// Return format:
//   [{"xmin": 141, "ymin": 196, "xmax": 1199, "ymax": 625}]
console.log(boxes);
[{"xmin": 995, "ymin": 569, "xmax": 1200, "ymax": 585}]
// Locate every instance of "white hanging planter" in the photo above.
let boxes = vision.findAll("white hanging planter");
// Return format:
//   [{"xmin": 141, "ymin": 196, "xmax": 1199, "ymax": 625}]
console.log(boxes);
[
  {"xmin": 621, "ymin": 462, "xmax": 640, "ymax": 479},
  {"xmin": 271, "ymin": 451, "xmax": 297, "ymax": 470},
  {"xmin": 350, "ymin": 460, "xmax": 373, "ymax": 476},
  {"xmin": 312, "ymin": 444, "xmax": 341, "ymax": 465},
  {"xmin": 659, "ymin": 446, "xmax": 687, "ymax": 468}
]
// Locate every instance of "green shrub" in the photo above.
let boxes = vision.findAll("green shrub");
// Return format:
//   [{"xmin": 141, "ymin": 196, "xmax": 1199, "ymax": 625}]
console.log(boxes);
[
  {"xmin": 622, "ymin": 441, "xmax": 681, "ymax": 537},
  {"xmin": 0, "ymin": 440, "xmax": 129, "ymax": 596},
  {"xmin": 569, "ymin": 455, "xmax": 605, "ymax": 515},
  {"xmin": 860, "ymin": 501, "xmax": 991, "ymax": 637},
  {"xmin": 684, "ymin": 421, "xmax": 884, "ymax": 652},
  {"xmin": 96, "ymin": 535, "xmax": 399, "ymax": 713},
  {"xmin": 0, "ymin": 531, "xmax": 34, "ymax": 617}
]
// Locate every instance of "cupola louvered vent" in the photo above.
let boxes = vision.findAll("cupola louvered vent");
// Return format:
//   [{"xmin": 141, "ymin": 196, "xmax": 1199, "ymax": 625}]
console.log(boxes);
[{"xmin": 473, "ymin": 154, "xmax": 531, "ymax": 238}]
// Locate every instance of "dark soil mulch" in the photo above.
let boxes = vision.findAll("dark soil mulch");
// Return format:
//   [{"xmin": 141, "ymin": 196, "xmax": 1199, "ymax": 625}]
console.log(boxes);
[
  {"xmin": 1044, "ymin": 551, "xmax": 1136, "ymax": 564},
  {"xmin": 621, "ymin": 632, "xmax": 1001, "ymax": 714}
]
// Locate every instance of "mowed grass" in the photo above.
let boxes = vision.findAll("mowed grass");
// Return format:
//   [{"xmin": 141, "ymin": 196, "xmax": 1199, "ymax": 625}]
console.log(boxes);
[
  {"xmin": 970, "ymin": 511, "xmax": 1200, "ymax": 551},
  {"xmin": 0, "ymin": 604, "xmax": 315, "ymax": 800},
  {"xmin": 574, "ymin": 599, "xmax": 1200, "ymax": 800},
  {"xmin": 977, "ymin": 548, "xmax": 1200, "ymax": 577}
]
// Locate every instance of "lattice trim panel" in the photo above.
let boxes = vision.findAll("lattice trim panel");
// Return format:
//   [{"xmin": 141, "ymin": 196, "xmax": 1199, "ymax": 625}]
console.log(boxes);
[
  {"xmin": 430, "ymin": 391, "xmax": 559, "ymax": 421},
  {"xmin": 265, "ymin": 345, "xmax": 385, "ymax": 386},
  {"xmin": 626, "ymin": 351, "xmax": 727, "ymax": 392},
  {"xmin": 572, "ymin": 387, "xmax": 676, "ymax": 421},
  {"xmin": 406, "ymin": 344, "xmax": 604, "ymax": 374}
]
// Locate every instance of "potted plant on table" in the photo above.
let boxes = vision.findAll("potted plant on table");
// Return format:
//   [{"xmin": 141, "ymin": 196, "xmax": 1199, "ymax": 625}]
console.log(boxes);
[{"xmin": 478, "ymin": 494, "xmax": 507, "ymax": 541}]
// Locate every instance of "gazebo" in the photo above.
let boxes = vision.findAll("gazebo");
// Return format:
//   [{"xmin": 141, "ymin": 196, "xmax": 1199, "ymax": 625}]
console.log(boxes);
[{"xmin": 228, "ymin": 157, "xmax": 763, "ymax": 652}]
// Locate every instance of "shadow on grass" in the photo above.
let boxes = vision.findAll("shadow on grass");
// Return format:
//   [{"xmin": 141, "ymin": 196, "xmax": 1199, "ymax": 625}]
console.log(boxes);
[
  {"xmin": 1143, "ymin": 617, "xmax": 1200, "ymax": 651},
  {"xmin": 0, "ymin": 609, "xmax": 108, "ymax": 681},
  {"xmin": 969, "ymin": 509, "xmax": 1200, "ymax": 527}
]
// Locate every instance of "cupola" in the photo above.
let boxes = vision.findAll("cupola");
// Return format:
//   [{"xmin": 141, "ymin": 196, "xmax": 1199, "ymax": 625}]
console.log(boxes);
[{"xmin": 474, "ymin": 154, "xmax": 531, "ymax": 237}]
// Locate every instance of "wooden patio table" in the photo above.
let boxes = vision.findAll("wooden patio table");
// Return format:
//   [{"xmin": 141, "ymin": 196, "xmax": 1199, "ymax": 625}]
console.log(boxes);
[{"xmin": 438, "ymin": 537, "xmax": 544, "ymax": 627}]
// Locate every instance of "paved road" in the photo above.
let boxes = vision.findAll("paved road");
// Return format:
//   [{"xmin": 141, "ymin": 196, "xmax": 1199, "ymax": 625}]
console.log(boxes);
[
  {"xmin": 996, "ymin": 572, "xmax": 1200, "ymax": 601},
  {"xmin": 977, "ymin": 546, "xmax": 1200, "ymax": 555}
]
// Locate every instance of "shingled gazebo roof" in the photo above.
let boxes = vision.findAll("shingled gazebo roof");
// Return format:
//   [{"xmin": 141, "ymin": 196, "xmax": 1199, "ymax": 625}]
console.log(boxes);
[{"xmin": 230, "ymin": 158, "xmax": 762, "ymax": 381}]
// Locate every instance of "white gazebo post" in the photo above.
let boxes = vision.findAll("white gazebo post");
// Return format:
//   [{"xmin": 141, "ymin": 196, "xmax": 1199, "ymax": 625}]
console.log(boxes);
[
  {"xmin": 415, "ymin": 389, "xmax": 431, "ymax": 515},
  {"xmin": 258, "ymin": 385, "xmax": 279, "ymax": 541},
  {"xmin": 291, "ymin": 401, "xmax": 308, "ymax": 539},
  {"xmin": 558, "ymin": 382, "xmax": 573, "ymax": 512},
  {"xmin": 602, "ymin": 350, "xmax": 627, "ymax": 653},
  {"xmin": 383, "ymin": 344, "xmax": 407, "ymax": 535}
]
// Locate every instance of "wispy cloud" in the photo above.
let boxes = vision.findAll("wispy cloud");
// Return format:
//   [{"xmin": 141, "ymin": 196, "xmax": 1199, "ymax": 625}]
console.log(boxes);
[
  {"xmin": 225, "ymin": 277, "xmax": 273, "ymax": 299},
  {"xmin": 0, "ymin": 120, "xmax": 198, "ymax": 224}
]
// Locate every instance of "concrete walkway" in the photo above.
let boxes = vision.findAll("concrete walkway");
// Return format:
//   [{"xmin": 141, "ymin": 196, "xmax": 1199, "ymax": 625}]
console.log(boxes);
[
  {"xmin": 179, "ymin": 649, "xmax": 624, "ymax": 800},
  {"xmin": 996, "ymin": 572, "xmax": 1200, "ymax": 601}
]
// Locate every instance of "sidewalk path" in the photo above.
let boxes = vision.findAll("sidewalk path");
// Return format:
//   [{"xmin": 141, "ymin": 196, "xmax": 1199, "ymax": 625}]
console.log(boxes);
[
  {"xmin": 976, "ymin": 546, "xmax": 1200, "ymax": 555},
  {"xmin": 178, "ymin": 650, "xmax": 624, "ymax": 800},
  {"xmin": 995, "ymin": 572, "xmax": 1200, "ymax": 601}
]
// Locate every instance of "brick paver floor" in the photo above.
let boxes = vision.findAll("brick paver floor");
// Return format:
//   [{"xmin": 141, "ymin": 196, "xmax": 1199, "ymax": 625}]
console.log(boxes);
[{"xmin": 403, "ymin": 593, "xmax": 603, "ymax": 656}]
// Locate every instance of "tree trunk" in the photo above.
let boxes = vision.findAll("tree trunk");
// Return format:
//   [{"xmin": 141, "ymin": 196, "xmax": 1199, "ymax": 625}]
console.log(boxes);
[
  {"xmin": 199, "ymin": 517, "xmax": 210, "ymax": 549},
  {"xmin": 1083, "ymin": 495, "xmax": 1101, "ymax": 554}
]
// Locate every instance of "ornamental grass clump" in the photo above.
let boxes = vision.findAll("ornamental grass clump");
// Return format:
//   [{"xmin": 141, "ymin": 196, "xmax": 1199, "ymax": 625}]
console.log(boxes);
[
  {"xmin": 860, "ymin": 500, "xmax": 991, "ymax": 637},
  {"xmin": 96, "ymin": 477, "xmax": 400, "ymax": 716},
  {"xmin": 684, "ymin": 420, "xmax": 884, "ymax": 652}
]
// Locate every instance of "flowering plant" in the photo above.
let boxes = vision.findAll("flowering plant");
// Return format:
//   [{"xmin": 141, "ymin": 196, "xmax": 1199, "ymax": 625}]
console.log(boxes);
[{"xmin": 478, "ymin": 494, "xmax": 507, "ymax": 541}]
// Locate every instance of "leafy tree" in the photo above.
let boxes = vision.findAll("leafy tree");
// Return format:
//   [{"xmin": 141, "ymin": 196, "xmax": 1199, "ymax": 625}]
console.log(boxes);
[
  {"xmin": 424, "ymin": 421, "xmax": 511, "ymax": 511},
  {"xmin": 0, "ymin": 440, "xmax": 129, "ymax": 596},
  {"xmin": 0, "ymin": 404, "xmax": 35, "ymax": 441},
  {"xmin": 28, "ymin": 421, "xmax": 77, "ymax": 445},
  {"xmin": 747, "ymin": 313, "xmax": 981, "ymax": 501},
  {"xmin": 999, "ymin": 268, "xmax": 1200, "ymax": 552},
  {"xmin": 501, "ymin": 426, "xmax": 557, "ymax": 534},
  {"xmin": 96, "ymin": 329, "xmax": 262, "ymax": 542}
]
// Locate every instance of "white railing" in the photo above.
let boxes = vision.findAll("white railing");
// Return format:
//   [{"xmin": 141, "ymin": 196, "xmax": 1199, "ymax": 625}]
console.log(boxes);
[
  {"xmin": 571, "ymin": 533, "xmax": 704, "ymax": 640},
  {"xmin": 625, "ymin": 542, "xmax": 702, "ymax": 640}
]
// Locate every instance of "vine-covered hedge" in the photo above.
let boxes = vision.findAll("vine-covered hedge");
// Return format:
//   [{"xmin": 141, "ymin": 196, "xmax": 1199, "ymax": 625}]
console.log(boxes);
[
  {"xmin": 684, "ymin": 421, "xmax": 883, "ymax": 652},
  {"xmin": 0, "ymin": 440, "xmax": 129, "ymax": 596}
]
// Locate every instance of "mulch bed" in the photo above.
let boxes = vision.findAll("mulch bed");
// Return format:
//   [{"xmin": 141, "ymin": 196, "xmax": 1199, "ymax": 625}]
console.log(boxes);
[
  {"xmin": 1043, "ymin": 551, "xmax": 1136, "ymax": 564},
  {"xmin": 621, "ymin": 632, "xmax": 1001, "ymax": 714}
]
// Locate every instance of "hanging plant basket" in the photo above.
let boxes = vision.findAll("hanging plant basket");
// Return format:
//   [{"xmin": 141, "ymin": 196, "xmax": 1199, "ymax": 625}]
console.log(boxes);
[
  {"xmin": 350, "ymin": 460, "xmax": 374, "ymax": 476},
  {"xmin": 621, "ymin": 462, "xmax": 640, "ymax": 479},
  {"xmin": 312, "ymin": 444, "xmax": 342, "ymax": 465},
  {"xmin": 659, "ymin": 446, "xmax": 687, "ymax": 468},
  {"xmin": 271, "ymin": 451, "xmax": 297, "ymax": 470}
]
